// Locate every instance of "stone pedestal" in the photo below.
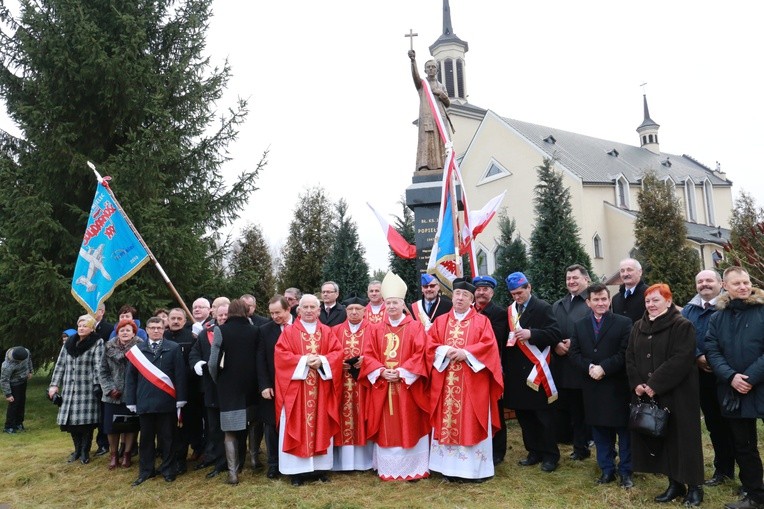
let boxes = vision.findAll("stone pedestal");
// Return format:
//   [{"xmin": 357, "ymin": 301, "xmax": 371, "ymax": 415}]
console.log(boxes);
[{"xmin": 405, "ymin": 170, "xmax": 461, "ymax": 274}]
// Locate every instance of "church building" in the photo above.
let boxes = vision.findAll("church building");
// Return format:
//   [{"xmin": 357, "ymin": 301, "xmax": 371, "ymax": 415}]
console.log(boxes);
[{"xmin": 423, "ymin": 0, "xmax": 733, "ymax": 281}]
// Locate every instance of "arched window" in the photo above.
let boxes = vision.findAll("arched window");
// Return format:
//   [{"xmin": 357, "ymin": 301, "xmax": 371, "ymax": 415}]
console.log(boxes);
[
  {"xmin": 456, "ymin": 59, "xmax": 465, "ymax": 99},
  {"xmin": 444, "ymin": 59, "xmax": 455, "ymax": 97},
  {"xmin": 703, "ymin": 180, "xmax": 715, "ymax": 225},
  {"xmin": 684, "ymin": 179, "xmax": 697, "ymax": 222},
  {"xmin": 593, "ymin": 234, "xmax": 603, "ymax": 259},
  {"xmin": 476, "ymin": 248, "xmax": 488, "ymax": 276},
  {"xmin": 616, "ymin": 176, "xmax": 630, "ymax": 209},
  {"xmin": 648, "ymin": 134, "xmax": 654, "ymax": 143}
]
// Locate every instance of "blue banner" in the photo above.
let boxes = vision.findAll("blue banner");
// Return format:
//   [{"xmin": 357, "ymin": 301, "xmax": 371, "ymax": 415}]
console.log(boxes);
[{"xmin": 71, "ymin": 182, "xmax": 150, "ymax": 314}]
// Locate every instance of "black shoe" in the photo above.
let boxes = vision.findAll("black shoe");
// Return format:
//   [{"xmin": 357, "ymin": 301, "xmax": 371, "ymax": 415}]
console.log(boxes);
[
  {"xmin": 67, "ymin": 450, "xmax": 80, "ymax": 463},
  {"xmin": 291, "ymin": 475, "xmax": 304, "ymax": 486},
  {"xmin": 131, "ymin": 471, "xmax": 156, "ymax": 487},
  {"xmin": 176, "ymin": 464, "xmax": 187, "ymax": 476},
  {"xmin": 683, "ymin": 485, "xmax": 703, "ymax": 507},
  {"xmin": 266, "ymin": 466, "xmax": 279, "ymax": 479},
  {"xmin": 493, "ymin": 456, "xmax": 505, "ymax": 466},
  {"xmin": 725, "ymin": 496, "xmax": 764, "ymax": 509},
  {"xmin": 540, "ymin": 461, "xmax": 558, "ymax": 473},
  {"xmin": 15, "ymin": 424, "xmax": 25, "ymax": 432},
  {"xmin": 620, "ymin": 473, "xmax": 634, "ymax": 488},
  {"xmin": 318, "ymin": 474, "xmax": 330, "ymax": 483},
  {"xmin": 4, "ymin": 427, "xmax": 15, "ymax": 434},
  {"xmin": 94, "ymin": 446, "xmax": 109, "ymax": 457},
  {"xmin": 195, "ymin": 459, "xmax": 215, "ymax": 470},
  {"xmin": 655, "ymin": 479, "xmax": 687, "ymax": 503},
  {"xmin": 706, "ymin": 473, "xmax": 732, "ymax": 486},
  {"xmin": 518, "ymin": 455, "xmax": 541, "ymax": 466},
  {"xmin": 570, "ymin": 450, "xmax": 591, "ymax": 461},
  {"xmin": 163, "ymin": 474, "xmax": 176, "ymax": 482},
  {"xmin": 206, "ymin": 466, "xmax": 224, "ymax": 479},
  {"xmin": 596, "ymin": 472, "xmax": 616, "ymax": 484}
]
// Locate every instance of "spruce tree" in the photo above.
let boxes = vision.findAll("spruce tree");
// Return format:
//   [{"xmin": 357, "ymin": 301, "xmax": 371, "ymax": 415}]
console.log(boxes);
[
  {"xmin": 0, "ymin": 0, "xmax": 261, "ymax": 359},
  {"xmin": 388, "ymin": 200, "xmax": 418, "ymax": 303},
  {"xmin": 634, "ymin": 171, "xmax": 700, "ymax": 303},
  {"xmin": 528, "ymin": 159, "xmax": 593, "ymax": 302},
  {"xmin": 277, "ymin": 186, "xmax": 335, "ymax": 294},
  {"xmin": 492, "ymin": 211, "xmax": 529, "ymax": 307},
  {"xmin": 323, "ymin": 199, "xmax": 370, "ymax": 298},
  {"xmin": 722, "ymin": 192, "xmax": 764, "ymax": 286},
  {"xmin": 225, "ymin": 224, "xmax": 276, "ymax": 305}
]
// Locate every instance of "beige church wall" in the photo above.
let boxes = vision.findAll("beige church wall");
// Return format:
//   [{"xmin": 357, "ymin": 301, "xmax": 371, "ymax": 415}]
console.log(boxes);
[
  {"xmin": 603, "ymin": 203, "xmax": 639, "ymax": 278},
  {"xmin": 712, "ymin": 187, "xmax": 733, "ymax": 229}
]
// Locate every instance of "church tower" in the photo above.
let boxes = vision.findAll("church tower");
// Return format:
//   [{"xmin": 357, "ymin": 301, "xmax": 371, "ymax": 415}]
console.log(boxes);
[
  {"xmin": 636, "ymin": 94, "xmax": 660, "ymax": 154},
  {"xmin": 429, "ymin": 0, "xmax": 468, "ymax": 104}
]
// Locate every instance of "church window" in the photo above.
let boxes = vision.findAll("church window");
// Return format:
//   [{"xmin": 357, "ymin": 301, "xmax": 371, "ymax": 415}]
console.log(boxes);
[
  {"xmin": 703, "ymin": 180, "xmax": 715, "ymax": 225},
  {"xmin": 476, "ymin": 248, "xmax": 488, "ymax": 276},
  {"xmin": 456, "ymin": 59, "xmax": 465, "ymax": 99},
  {"xmin": 607, "ymin": 148, "xmax": 619, "ymax": 157},
  {"xmin": 478, "ymin": 159, "xmax": 512, "ymax": 186},
  {"xmin": 648, "ymin": 134, "xmax": 654, "ymax": 143},
  {"xmin": 593, "ymin": 234, "xmax": 603, "ymax": 259},
  {"xmin": 615, "ymin": 176, "xmax": 630, "ymax": 209},
  {"xmin": 444, "ymin": 59, "xmax": 455, "ymax": 97},
  {"xmin": 543, "ymin": 135, "xmax": 556, "ymax": 144},
  {"xmin": 642, "ymin": 135, "xmax": 647, "ymax": 145},
  {"xmin": 684, "ymin": 180, "xmax": 697, "ymax": 222}
]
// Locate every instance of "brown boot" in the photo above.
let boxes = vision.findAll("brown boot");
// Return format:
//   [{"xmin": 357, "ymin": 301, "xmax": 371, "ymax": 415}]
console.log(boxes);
[
  {"xmin": 121, "ymin": 449, "xmax": 132, "ymax": 468},
  {"xmin": 108, "ymin": 451, "xmax": 118, "ymax": 470}
]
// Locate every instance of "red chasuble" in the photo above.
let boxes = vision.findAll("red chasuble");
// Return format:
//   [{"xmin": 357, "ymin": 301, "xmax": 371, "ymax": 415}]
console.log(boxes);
[
  {"xmin": 426, "ymin": 308, "xmax": 504, "ymax": 446},
  {"xmin": 331, "ymin": 319, "xmax": 370, "ymax": 446},
  {"xmin": 360, "ymin": 314, "xmax": 429, "ymax": 448},
  {"xmin": 275, "ymin": 320, "xmax": 343, "ymax": 458},
  {"xmin": 364, "ymin": 302, "xmax": 386, "ymax": 325}
]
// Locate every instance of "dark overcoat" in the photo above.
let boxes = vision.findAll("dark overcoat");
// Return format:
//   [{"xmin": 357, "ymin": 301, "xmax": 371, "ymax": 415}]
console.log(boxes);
[
  {"xmin": 477, "ymin": 300, "xmax": 508, "ymax": 366},
  {"xmin": 569, "ymin": 311, "xmax": 631, "ymax": 427},
  {"xmin": 320, "ymin": 303, "xmax": 347, "ymax": 327},
  {"xmin": 210, "ymin": 317, "xmax": 258, "ymax": 415},
  {"xmin": 124, "ymin": 339, "xmax": 187, "ymax": 414},
  {"xmin": 256, "ymin": 320, "xmax": 281, "ymax": 426},
  {"xmin": 625, "ymin": 306, "xmax": 703, "ymax": 485},
  {"xmin": 552, "ymin": 291, "xmax": 589, "ymax": 389},
  {"xmin": 188, "ymin": 322, "xmax": 220, "ymax": 408},
  {"xmin": 503, "ymin": 295, "xmax": 561, "ymax": 410},
  {"xmin": 611, "ymin": 280, "xmax": 648, "ymax": 323},
  {"xmin": 99, "ymin": 337, "xmax": 140, "ymax": 404}
]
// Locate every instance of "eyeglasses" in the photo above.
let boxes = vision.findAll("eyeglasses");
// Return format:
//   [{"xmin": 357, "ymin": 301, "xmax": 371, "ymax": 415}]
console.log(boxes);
[
  {"xmin": 321, "ymin": 290, "xmax": 337, "ymax": 294},
  {"xmin": 147, "ymin": 326, "xmax": 164, "ymax": 330},
  {"xmin": 423, "ymin": 284, "xmax": 439, "ymax": 289}
]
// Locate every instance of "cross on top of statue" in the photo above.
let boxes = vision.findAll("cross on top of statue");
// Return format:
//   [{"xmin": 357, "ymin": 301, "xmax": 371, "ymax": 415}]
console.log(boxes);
[{"xmin": 405, "ymin": 28, "xmax": 418, "ymax": 51}]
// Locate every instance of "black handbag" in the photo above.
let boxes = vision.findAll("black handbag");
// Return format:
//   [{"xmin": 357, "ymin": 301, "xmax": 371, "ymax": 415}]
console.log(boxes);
[
  {"xmin": 629, "ymin": 396, "xmax": 670, "ymax": 438},
  {"xmin": 112, "ymin": 414, "xmax": 140, "ymax": 433}
]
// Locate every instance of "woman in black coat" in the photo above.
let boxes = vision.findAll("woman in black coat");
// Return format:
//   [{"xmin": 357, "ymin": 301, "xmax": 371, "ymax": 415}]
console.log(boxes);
[
  {"xmin": 209, "ymin": 299, "xmax": 258, "ymax": 485},
  {"xmin": 626, "ymin": 283, "xmax": 704, "ymax": 506}
]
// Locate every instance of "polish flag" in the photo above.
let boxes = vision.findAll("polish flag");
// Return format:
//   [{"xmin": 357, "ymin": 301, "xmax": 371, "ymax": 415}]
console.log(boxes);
[
  {"xmin": 367, "ymin": 203, "xmax": 417, "ymax": 260},
  {"xmin": 461, "ymin": 190, "xmax": 506, "ymax": 251}
]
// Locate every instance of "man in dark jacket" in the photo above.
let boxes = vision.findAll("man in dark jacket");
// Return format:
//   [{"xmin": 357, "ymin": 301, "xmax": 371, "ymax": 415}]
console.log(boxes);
[
  {"xmin": 165, "ymin": 308, "xmax": 204, "ymax": 474},
  {"xmin": 472, "ymin": 275, "xmax": 509, "ymax": 465},
  {"xmin": 682, "ymin": 269, "xmax": 735, "ymax": 487},
  {"xmin": 319, "ymin": 281, "xmax": 347, "ymax": 326},
  {"xmin": 569, "ymin": 283, "xmax": 633, "ymax": 488},
  {"xmin": 409, "ymin": 273, "xmax": 452, "ymax": 331},
  {"xmin": 551, "ymin": 264, "xmax": 591, "ymax": 461},
  {"xmin": 503, "ymin": 272, "xmax": 562, "ymax": 473},
  {"xmin": 256, "ymin": 295, "xmax": 293, "ymax": 479},
  {"xmin": 125, "ymin": 317, "xmax": 187, "ymax": 486},
  {"xmin": 705, "ymin": 267, "xmax": 764, "ymax": 509},
  {"xmin": 611, "ymin": 258, "xmax": 647, "ymax": 323}
]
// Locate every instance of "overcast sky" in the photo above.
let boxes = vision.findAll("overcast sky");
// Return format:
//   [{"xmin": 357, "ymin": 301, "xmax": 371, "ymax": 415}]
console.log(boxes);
[{"xmin": 3, "ymin": 1, "xmax": 763, "ymax": 273}]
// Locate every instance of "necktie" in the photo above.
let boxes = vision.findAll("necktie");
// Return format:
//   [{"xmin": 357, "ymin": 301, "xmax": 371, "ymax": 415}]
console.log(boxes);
[
  {"xmin": 150, "ymin": 341, "xmax": 159, "ymax": 354},
  {"xmin": 625, "ymin": 289, "xmax": 632, "ymax": 299},
  {"xmin": 425, "ymin": 301, "xmax": 432, "ymax": 314},
  {"xmin": 703, "ymin": 302, "xmax": 711, "ymax": 310},
  {"xmin": 517, "ymin": 303, "xmax": 524, "ymax": 315}
]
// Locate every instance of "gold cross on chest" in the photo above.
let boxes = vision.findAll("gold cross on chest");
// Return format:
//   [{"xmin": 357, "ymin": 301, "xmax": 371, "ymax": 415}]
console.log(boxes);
[
  {"xmin": 305, "ymin": 334, "xmax": 320, "ymax": 354},
  {"xmin": 448, "ymin": 321, "xmax": 465, "ymax": 344},
  {"xmin": 346, "ymin": 333, "xmax": 359, "ymax": 350}
]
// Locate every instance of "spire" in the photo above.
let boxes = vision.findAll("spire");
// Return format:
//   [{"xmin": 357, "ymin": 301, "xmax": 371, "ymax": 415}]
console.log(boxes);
[
  {"xmin": 429, "ymin": 0, "xmax": 468, "ymax": 102},
  {"xmin": 636, "ymin": 94, "xmax": 660, "ymax": 154}
]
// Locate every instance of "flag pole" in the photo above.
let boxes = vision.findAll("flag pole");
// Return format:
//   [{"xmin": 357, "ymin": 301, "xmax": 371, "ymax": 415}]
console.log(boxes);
[{"xmin": 87, "ymin": 162, "xmax": 193, "ymax": 321}]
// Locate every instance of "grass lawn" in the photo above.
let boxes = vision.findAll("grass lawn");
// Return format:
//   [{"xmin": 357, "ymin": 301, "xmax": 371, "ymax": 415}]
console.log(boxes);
[{"xmin": 0, "ymin": 376, "xmax": 752, "ymax": 508}]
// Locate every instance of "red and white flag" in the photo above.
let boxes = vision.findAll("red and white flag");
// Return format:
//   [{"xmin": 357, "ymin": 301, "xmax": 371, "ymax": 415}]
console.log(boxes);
[
  {"xmin": 367, "ymin": 203, "xmax": 417, "ymax": 260},
  {"xmin": 461, "ymin": 190, "xmax": 506, "ymax": 252}
]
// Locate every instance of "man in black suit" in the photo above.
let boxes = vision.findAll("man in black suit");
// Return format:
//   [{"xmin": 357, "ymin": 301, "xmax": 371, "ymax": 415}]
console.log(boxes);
[
  {"xmin": 473, "ymin": 275, "xmax": 509, "ymax": 465},
  {"xmin": 569, "ymin": 283, "xmax": 633, "ymax": 488},
  {"xmin": 256, "ymin": 295, "xmax": 293, "ymax": 479},
  {"xmin": 409, "ymin": 273, "xmax": 452, "ymax": 332},
  {"xmin": 242, "ymin": 294, "xmax": 270, "ymax": 326},
  {"xmin": 125, "ymin": 317, "xmax": 187, "ymax": 486},
  {"xmin": 503, "ymin": 272, "xmax": 561, "ymax": 473},
  {"xmin": 319, "ymin": 281, "xmax": 346, "ymax": 326},
  {"xmin": 611, "ymin": 258, "xmax": 647, "ymax": 323}
]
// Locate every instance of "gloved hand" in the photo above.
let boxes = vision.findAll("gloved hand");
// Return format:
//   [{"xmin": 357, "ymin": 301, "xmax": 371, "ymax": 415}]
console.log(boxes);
[
  {"xmin": 194, "ymin": 360, "xmax": 207, "ymax": 376},
  {"xmin": 176, "ymin": 401, "xmax": 187, "ymax": 409},
  {"xmin": 126, "ymin": 405, "xmax": 137, "ymax": 413},
  {"xmin": 192, "ymin": 322, "xmax": 204, "ymax": 336}
]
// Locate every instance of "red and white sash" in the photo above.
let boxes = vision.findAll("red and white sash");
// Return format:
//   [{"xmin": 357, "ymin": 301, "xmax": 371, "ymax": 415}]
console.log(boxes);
[
  {"xmin": 507, "ymin": 304, "xmax": 558, "ymax": 403},
  {"xmin": 126, "ymin": 344, "xmax": 176, "ymax": 399}
]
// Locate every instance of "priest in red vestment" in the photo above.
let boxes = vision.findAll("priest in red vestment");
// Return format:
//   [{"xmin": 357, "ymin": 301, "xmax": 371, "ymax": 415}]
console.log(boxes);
[
  {"xmin": 426, "ymin": 277, "xmax": 504, "ymax": 481},
  {"xmin": 364, "ymin": 280, "xmax": 386, "ymax": 325},
  {"xmin": 361, "ymin": 271, "xmax": 430, "ymax": 481},
  {"xmin": 275, "ymin": 294, "xmax": 343, "ymax": 486},
  {"xmin": 331, "ymin": 294, "xmax": 373, "ymax": 471}
]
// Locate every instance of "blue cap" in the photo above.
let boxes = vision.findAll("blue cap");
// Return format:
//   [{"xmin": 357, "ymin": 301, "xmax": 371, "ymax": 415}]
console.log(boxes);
[
  {"xmin": 421, "ymin": 273, "xmax": 436, "ymax": 286},
  {"xmin": 63, "ymin": 328, "xmax": 76, "ymax": 337},
  {"xmin": 472, "ymin": 275, "xmax": 497, "ymax": 288},
  {"xmin": 506, "ymin": 272, "xmax": 529, "ymax": 291}
]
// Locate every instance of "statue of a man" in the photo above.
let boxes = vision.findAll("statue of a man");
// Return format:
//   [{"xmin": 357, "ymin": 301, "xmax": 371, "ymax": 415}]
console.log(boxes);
[{"xmin": 409, "ymin": 50, "xmax": 450, "ymax": 172}]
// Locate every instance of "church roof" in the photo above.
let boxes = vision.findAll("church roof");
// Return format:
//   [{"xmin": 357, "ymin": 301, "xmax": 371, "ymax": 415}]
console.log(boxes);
[
  {"xmin": 429, "ymin": 0, "xmax": 468, "ymax": 53},
  {"xmin": 497, "ymin": 115, "xmax": 730, "ymax": 187}
]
